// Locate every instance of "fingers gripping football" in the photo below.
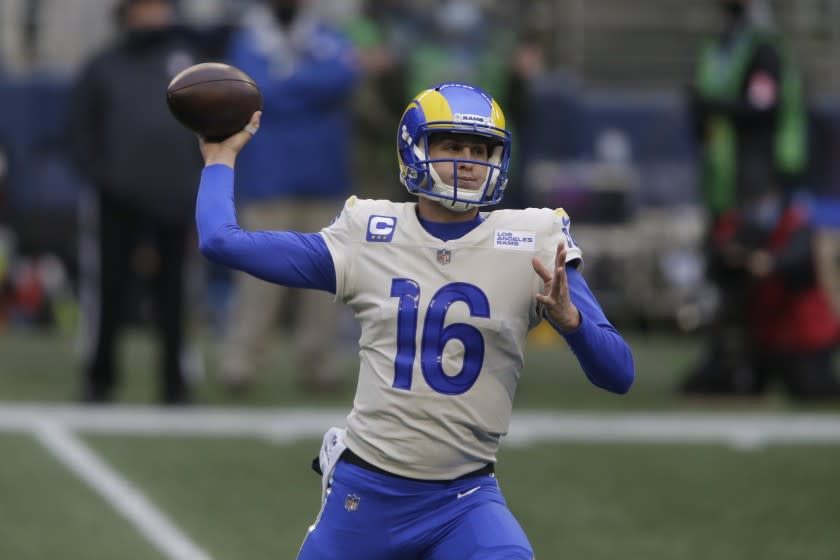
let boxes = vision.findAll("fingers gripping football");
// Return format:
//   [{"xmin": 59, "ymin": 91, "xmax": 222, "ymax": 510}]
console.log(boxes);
[{"xmin": 199, "ymin": 111, "xmax": 261, "ymax": 167}]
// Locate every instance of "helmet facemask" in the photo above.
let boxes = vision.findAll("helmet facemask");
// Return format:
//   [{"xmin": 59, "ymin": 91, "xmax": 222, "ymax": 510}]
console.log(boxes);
[{"xmin": 401, "ymin": 125, "xmax": 510, "ymax": 212}]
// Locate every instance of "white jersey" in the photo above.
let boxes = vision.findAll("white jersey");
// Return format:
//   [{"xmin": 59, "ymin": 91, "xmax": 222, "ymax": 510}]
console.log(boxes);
[{"xmin": 320, "ymin": 198, "xmax": 583, "ymax": 479}]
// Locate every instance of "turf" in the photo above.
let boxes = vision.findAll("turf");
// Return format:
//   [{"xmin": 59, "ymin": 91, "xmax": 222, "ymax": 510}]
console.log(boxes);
[
  {"xmin": 498, "ymin": 442, "xmax": 840, "ymax": 559},
  {"xmin": 3, "ymin": 328, "xmax": 836, "ymax": 411},
  {"xmin": 30, "ymin": 435, "xmax": 833, "ymax": 560},
  {"xmin": 0, "ymin": 432, "xmax": 165, "ymax": 560},
  {"xmin": 84, "ymin": 435, "xmax": 320, "ymax": 560}
]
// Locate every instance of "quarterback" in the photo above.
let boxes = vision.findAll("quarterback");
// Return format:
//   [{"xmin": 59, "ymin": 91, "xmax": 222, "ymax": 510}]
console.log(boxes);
[{"xmin": 197, "ymin": 82, "xmax": 635, "ymax": 559}]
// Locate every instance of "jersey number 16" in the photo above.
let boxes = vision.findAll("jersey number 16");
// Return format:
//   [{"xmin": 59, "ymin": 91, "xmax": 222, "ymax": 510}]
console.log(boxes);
[{"xmin": 390, "ymin": 278, "xmax": 490, "ymax": 395}]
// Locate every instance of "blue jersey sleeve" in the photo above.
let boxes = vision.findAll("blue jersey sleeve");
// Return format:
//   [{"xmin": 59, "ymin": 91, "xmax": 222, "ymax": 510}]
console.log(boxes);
[
  {"xmin": 196, "ymin": 164, "xmax": 336, "ymax": 292},
  {"xmin": 545, "ymin": 267, "xmax": 635, "ymax": 394}
]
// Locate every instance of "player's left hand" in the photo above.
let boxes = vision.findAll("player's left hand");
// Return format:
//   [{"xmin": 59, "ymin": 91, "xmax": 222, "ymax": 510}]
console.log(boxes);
[{"xmin": 532, "ymin": 243, "xmax": 581, "ymax": 332}]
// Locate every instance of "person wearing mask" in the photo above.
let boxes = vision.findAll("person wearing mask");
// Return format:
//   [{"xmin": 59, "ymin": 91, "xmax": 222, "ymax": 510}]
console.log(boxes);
[
  {"xmin": 707, "ymin": 187, "xmax": 840, "ymax": 398},
  {"xmin": 681, "ymin": 0, "xmax": 809, "ymax": 395},
  {"xmin": 69, "ymin": 0, "xmax": 202, "ymax": 404}
]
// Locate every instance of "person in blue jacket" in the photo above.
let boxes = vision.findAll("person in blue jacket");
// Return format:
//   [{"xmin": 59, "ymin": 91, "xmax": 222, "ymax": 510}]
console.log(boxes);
[{"xmin": 220, "ymin": 0, "xmax": 358, "ymax": 392}]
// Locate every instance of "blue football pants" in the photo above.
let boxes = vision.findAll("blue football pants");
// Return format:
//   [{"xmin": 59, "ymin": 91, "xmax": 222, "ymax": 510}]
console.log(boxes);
[{"xmin": 297, "ymin": 459, "xmax": 533, "ymax": 560}]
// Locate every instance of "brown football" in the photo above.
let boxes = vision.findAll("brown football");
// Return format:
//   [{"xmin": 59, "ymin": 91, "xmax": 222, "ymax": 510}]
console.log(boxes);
[{"xmin": 166, "ymin": 62, "xmax": 263, "ymax": 141}]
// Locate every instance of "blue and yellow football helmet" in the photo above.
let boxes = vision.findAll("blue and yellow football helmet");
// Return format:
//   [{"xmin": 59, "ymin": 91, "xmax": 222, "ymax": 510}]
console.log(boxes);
[{"xmin": 397, "ymin": 82, "xmax": 512, "ymax": 211}]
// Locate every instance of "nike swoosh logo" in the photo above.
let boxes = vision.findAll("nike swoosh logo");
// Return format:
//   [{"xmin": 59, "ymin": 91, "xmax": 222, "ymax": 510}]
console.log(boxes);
[{"xmin": 456, "ymin": 486, "xmax": 481, "ymax": 499}]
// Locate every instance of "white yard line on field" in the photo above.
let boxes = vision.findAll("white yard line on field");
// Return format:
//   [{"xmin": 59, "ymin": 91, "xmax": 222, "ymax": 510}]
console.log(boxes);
[
  {"xmin": 0, "ymin": 403, "xmax": 348, "ymax": 439},
  {"xmin": 0, "ymin": 403, "xmax": 839, "ymax": 447},
  {"xmin": 33, "ymin": 421, "xmax": 213, "ymax": 560}
]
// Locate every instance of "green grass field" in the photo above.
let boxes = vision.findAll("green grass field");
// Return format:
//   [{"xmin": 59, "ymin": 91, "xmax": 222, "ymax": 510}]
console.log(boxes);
[
  {"xmin": 2, "ymin": 327, "xmax": 832, "ymax": 411},
  {"xmin": 1, "ymin": 329, "xmax": 839, "ymax": 559},
  {"xmin": 2, "ymin": 432, "xmax": 839, "ymax": 560}
]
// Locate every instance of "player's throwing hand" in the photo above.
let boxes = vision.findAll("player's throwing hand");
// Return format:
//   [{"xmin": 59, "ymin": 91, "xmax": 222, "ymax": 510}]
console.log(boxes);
[
  {"xmin": 532, "ymin": 243, "xmax": 581, "ymax": 332},
  {"xmin": 199, "ymin": 111, "xmax": 262, "ymax": 168}
]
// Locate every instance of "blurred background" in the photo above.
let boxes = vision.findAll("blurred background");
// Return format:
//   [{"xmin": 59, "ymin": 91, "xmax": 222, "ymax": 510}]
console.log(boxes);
[{"xmin": 0, "ymin": 1, "xmax": 839, "ymax": 559}]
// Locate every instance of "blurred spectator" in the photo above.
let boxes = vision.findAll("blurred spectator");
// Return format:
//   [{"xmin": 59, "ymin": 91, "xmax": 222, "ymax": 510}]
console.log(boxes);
[
  {"xmin": 220, "ymin": 0, "xmax": 358, "ymax": 392},
  {"xmin": 502, "ymin": 29, "xmax": 548, "ymax": 209},
  {"xmin": 690, "ymin": 0, "xmax": 807, "ymax": 216},
  {"xmin": 688, "ymin": 187, "xmax": 840, "ymax": 399},
  {"xmin": 681, "ymin": 0, "xmax": 811, "ymax": 396},
  {"xmin": 0, "ymin": 142, "xmax": 11, "ymax": 327},
  {"xmin": 403, "ymin": 0, "xmax": 513, "ymax": 101},
  {"xmin": 69, "ymin": 0, "xmax": 203, "ymax": 404},
  {"xmin": 342, "ymin": 0, "xmax": 406, "ymax": 200},
  {"xmin": 0, "ymin": 140, "xmax": 7, "ymax": 217}
]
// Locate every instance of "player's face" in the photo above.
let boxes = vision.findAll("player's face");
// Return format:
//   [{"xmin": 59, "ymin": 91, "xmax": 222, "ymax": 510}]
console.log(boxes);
[{"xmin": 427, "ymin": 134, "xmax": 490, "ymax": 190}]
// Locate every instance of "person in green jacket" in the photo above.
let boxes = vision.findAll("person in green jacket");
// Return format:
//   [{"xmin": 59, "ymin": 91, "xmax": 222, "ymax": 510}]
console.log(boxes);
[{"xmin": 681, "ymin": 0, "xmax": 810, "ymax": 395}]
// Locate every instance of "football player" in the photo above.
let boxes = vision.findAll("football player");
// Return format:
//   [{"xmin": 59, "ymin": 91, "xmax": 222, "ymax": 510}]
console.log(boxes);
[{"xmin": 197, "ymin": 82, "xmax": 635, "ymax": 559}]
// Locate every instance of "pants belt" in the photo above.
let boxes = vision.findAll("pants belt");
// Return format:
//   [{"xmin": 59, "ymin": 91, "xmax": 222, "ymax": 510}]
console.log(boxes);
[{"xmin": 341, "ymin": 449, "xmax": 494, "ymax": 482}]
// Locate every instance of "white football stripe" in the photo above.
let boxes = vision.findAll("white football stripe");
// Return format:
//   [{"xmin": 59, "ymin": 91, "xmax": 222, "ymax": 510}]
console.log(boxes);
[
  {"xmin": 33, "ymin": 422, "xmax": 212, "ymax": 560},
  {"xmin": 1, "ymin": 404, "xmax": 839, "ymax": 447}
]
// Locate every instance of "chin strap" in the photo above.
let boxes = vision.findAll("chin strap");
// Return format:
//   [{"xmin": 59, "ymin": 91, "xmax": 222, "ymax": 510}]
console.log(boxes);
[
  {"xmin": 425, "ymin": 159, "xmax": 487, "ymax": 211},
  {"xmin": 436, "ymin": 196, "xmax": 477, "ymax": 212}
]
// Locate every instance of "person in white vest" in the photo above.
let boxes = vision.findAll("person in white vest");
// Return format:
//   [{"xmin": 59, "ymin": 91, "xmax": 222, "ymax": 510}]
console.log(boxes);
[{"xmin": 196, "ymin": 82, "xmax": 635, "ymax": 560}]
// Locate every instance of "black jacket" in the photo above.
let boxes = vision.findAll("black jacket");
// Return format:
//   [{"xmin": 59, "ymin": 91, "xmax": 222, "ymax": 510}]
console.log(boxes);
[{"xmin": 69, "ymin": 27, "xmax": 203, "ymax": 225}]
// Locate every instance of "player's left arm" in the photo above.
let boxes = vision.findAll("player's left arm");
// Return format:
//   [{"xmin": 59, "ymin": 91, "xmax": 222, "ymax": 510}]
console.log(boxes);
[{"xmin": 533, "ymin": 243, "xmax": 635, "ymax": 394}]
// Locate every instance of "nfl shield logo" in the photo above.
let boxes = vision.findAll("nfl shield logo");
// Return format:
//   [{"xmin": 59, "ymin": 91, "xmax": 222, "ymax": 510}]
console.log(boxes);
[
  {"xmin": 436, "ymin": 249, "xmax": 451, "ymax": 265},
  {"xmin": 344, "ymin": 494, "xmax": 361, "ymax": 512}
]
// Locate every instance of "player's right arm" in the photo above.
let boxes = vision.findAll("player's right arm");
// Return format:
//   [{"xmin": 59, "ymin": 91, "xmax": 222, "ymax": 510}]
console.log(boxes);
[{"xmin": 196, "ymin": 112, "xmax": 337, "ymax": 292}]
